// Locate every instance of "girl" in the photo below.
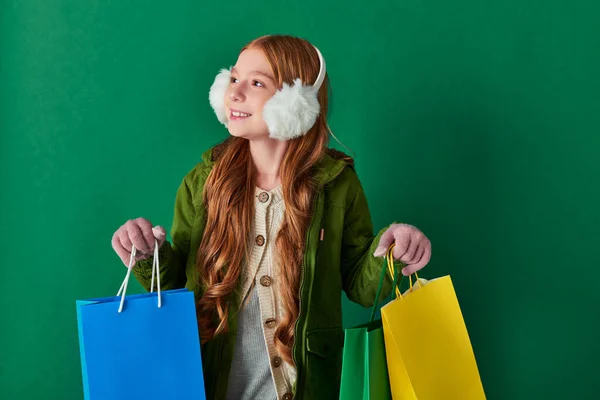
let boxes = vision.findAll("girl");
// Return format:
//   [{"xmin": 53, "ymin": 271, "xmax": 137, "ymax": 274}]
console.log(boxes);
[{"xmin": 112, "ymin": 34, "xmax": 431, "ymax": 400}]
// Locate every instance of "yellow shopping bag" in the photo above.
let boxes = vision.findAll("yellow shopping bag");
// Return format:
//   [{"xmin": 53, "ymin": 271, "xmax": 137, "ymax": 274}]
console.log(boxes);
[{"xmin": 381, "ymin": 245, "xmax": 486, "ymax": 399}]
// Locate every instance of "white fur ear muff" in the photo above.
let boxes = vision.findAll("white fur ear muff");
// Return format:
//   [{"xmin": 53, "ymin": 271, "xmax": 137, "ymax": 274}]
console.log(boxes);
[
  {"xmin": 264, "ymin": 46, "xmax": 327, "ymax": 141},
  {"xmin": 262, "ymin": 78, "xmax": 320, "ymax": 141},
  {"xmin": 209, "ymin": 68, "xmax": 231, "ymax": 126}
]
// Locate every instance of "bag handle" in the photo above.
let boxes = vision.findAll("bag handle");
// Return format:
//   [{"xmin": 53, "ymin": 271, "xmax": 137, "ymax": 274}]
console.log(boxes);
[
  {"xmin": 116, "ymin": 239, "xmax": 162, "ymax": 313},
  {"xmin": 386, "ymin": 245, "xmax": 424, "ymax": 300},
  {"xmin": 369, "ymin": 243, "xmax": 403, "ymax": 323}
]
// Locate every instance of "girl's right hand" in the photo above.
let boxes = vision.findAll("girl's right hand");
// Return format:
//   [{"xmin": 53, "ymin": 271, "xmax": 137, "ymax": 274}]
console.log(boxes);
[{"xmin": 111, "ymin": 218, "xmax": 166, "ymax": 267}]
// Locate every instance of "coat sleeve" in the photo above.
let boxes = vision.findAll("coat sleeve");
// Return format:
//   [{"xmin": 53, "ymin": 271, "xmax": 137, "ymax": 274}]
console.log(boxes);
[
  {"xmin": 132, "ymin": 173, "xmax": 197, "ymax": 291},
  {"xmin": 339, "ymin": 168, "xmax": 397, "ymax": 307}
]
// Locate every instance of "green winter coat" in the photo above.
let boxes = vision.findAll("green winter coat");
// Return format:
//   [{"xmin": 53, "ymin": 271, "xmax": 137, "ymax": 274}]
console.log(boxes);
[{"xmin": 133, "ymin": 141, "xmax": 394, "ymax": 399}]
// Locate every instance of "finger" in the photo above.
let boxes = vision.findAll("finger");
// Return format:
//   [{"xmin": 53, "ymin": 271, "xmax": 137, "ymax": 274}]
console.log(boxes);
[
  {"xmin": 412, "ymin": 244, "xmax": 426, "ymax": 266},
  {"xmin": 402, "ymin": 244, "xmax": 425, "ymax": 272},
  {"xmin": 152, "ymin": 226, "xmax": 166, "ymax": 248},
  {"xmin": 134, "ymin": 218, "xmax": 155, "ymax": 251},
  {"xmin": 112, "ymin": 232, "xmax": 130, "ymax": 266},
  {"xmin": 118, "ymin": 231, "xmax": 137, "ymax": 266},
  {"xmin": 111, "ymin": 230, "xmax": 127, "ymax": 254},
  {"xmin": 126, "ymin": 220, "xmax": 151, "ymax": 254},
  {"xmin": 373, "ymin": 227, "xmax": 395, "ymax": 257},
  {"xmin": 118, "ymin": 226, "xmax": 134, "ymax": 253},
  {"xmin": 402, "ymin": 241, "xmax": 431, "ymax": 275},
  {"xmin": 392, "ymin": 227, "xmax": 411, "ymax": 260},
  {"xmin": 400, "ymin": 238, "xmax": 420, "ymax": 264},
  {"xmin": 152, "ymin": 226, "xmax": 166, "ymax": 240}
]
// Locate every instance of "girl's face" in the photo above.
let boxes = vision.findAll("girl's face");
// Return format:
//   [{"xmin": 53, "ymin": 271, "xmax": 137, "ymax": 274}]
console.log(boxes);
[{"xmin": 224, "ymin": 48, "xmax": 278, "ymax": 139}]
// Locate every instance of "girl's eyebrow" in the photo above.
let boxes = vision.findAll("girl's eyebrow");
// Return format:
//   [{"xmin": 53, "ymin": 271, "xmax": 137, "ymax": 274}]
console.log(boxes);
[{"xmin": 231, "ymin": 67, "xmax": 275, "ymax": 82}]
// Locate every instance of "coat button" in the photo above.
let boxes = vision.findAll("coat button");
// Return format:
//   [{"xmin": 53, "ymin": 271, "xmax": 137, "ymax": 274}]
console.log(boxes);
[
  {"xmin": 260, "ymin": 275, "xmax": 272, "ymax": 287},
  {"xmin": 265, "ymin": 318, "xmax": 276, "ymax": 328},
  {"xmin": 282, "ymin": 393, "xmax": 293, "ymax": 400},
  {"xmin": 272, "ymin": 356, "xmax": 282, "ymax": 368},
  {"xmin": 258, "ymin": 192, "xmax": 269, "ymax": 203},
  {"xmin": 255, "ymin": 235, "xmax": 265, "ymax": 246}
]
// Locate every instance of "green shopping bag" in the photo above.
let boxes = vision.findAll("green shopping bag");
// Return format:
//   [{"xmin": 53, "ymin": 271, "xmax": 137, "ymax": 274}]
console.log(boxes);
[{"xmin": 339, "ymin": 255, "xmax": 402, "ymax": 400}]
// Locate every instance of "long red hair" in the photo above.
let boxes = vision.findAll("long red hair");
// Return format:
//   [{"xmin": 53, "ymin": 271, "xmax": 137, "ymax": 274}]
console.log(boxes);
[{"xmin": 195, "ymin": 35, "xmax": 331, "ymax": 366}]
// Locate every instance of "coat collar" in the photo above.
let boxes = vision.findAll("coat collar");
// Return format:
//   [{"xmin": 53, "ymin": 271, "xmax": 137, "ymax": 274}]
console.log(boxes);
[{"xmin": 200, "ymin": 141, "xmax": 352, "ymax": 187}]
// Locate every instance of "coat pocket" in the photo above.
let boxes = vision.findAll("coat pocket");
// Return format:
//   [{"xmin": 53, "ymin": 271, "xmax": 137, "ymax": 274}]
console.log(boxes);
[{"xmin": 304, "ymin": 327, "xmax": 344, "ymax": 399}]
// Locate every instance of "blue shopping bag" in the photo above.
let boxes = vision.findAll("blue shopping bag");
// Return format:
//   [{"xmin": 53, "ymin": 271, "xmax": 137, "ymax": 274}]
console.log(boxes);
[{"xmin": 76, "ymin": 241, "xmax": 206, "ymax": 400}]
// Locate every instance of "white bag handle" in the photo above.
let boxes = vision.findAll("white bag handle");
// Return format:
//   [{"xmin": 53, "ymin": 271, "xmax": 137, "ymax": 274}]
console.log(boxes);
[{"xmin": 116, "ymin": 239, "xmax": 162, "ymax": 313}]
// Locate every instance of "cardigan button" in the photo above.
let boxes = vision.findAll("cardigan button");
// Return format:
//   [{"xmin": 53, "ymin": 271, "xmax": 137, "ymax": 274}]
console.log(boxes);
[
  {"xmin": 282, "ymin": 393, "xmax": 293, "ymax": 400},
  {"xmin": 258, "ymin": 192, "xmax": 270, "ymax": 203},
  {"xmin": 255, "ymin": 235, "xmax": 265, "ymax": 246},
  {"xmin": 260, "ymin": 275, "xmax": 272, "ymax": 287},
  {"xmin": 272, "ymin": 356, "xmax": 282, "ymax": 368},
  {"xmin": 265, "ymin": 318, "xmax": 276, "ymax": 328}
]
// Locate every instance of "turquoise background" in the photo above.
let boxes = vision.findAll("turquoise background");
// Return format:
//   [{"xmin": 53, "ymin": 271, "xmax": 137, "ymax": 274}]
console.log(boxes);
[{"xmin": 1, "ymin": 1, "xmax": 599, "ymax": 398}]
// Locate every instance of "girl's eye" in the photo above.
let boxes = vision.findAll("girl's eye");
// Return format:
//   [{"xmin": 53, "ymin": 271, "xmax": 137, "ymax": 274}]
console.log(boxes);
[{"xmin": 229, "ymin": 77, "xmax": 264, "ymax": 87}]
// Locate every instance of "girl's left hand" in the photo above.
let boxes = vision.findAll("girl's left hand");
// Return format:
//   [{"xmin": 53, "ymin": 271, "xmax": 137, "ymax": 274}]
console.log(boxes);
[{"xmin": 373, "ymin": 223, "xmax": 431, "ymax": 276}]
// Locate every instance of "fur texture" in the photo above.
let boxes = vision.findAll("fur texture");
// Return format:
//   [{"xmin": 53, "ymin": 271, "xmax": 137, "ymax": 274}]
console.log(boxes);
[
  {"xmin": 262, "ymin": 78, "xmax": 321, "ymax": 141},
  {"xmin": 209, "ymin": 68, "xmax": 231, "ymax": 126}
]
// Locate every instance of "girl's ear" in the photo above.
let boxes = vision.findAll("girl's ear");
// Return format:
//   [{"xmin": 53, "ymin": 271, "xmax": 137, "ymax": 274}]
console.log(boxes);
[{"xmin": 209, "ymin": 68, "xmax": 231, "ymax": 126}]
